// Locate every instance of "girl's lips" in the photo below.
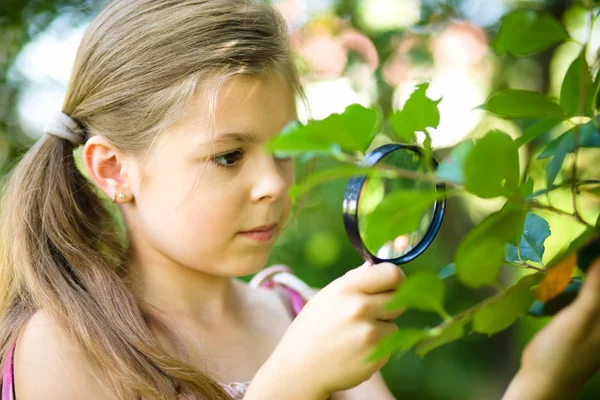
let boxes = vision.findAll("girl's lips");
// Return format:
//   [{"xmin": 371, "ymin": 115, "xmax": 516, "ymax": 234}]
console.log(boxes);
[
  {"xmin": 242, "ymin": 223, "xmax": 276, "ymax": 232},
  {"xmin": 238, "ymin": 226, "xmax": 275, "ymax": 242}
]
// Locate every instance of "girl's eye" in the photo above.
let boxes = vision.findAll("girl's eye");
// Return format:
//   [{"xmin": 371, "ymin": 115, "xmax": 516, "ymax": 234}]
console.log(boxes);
[{"xmin": 212, "ymin": 150, "xmax": 244, "ymax": 169}]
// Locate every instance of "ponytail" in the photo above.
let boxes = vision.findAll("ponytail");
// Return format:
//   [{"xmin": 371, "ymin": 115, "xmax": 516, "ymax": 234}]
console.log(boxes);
[{"xmin": 0, "ymin": 135, "xmax": 232, "ymax": 399}]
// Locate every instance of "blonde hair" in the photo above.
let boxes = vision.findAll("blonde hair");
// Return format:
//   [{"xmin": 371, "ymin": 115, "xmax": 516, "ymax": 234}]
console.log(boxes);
[{"xmin": 0, "ymin": 0, "xmax": 306, "ymax": 399}]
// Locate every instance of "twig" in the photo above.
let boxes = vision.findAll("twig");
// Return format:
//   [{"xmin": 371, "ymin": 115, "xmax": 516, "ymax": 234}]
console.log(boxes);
[
  {"xmin": 529, "ymin": 200, "xmax": 597, "ymax": 230},
  {"xmin": 428, "ymin": 271, "xmax": 544, "ymax": 329},
  {"xmin": 507, "ymin": 261, "xmax": 544, "ymax": 272},
  {"xmin": 528, "ymin": 179, "xmax": 600, "ymax": 199}
]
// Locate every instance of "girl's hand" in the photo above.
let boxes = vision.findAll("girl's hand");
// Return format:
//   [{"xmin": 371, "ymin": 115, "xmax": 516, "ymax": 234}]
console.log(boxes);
[
  {"xmin": 266, "ymin": 261, "xmax": 406, "ymax": 397},
  {"xmin": 503, "ymin": 257, "xmax": 600, "ymax": 400}
]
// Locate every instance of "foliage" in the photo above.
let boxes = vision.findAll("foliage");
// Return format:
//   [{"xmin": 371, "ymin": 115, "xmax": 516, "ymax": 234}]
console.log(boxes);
[{"xmin": 266, "ymin": 6, "xmax": 600, "ymax": 363}]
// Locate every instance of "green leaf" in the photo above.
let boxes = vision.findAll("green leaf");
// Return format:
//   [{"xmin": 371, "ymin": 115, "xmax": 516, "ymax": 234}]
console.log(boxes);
[
  {"xmin": 561, "ymin": 51, "xmax": 595, "ymax": 117},
  {"xmin": 390, "ymin": 82, "xmax": 441, "ymax": 143},
  {"xmin": 506, "ymin": 213, "xmax": 551, "ymax": 264},
  {"xmin": 456, "ymin": 207, "xmax": 527, "ymax": 288},
  {"xmin": 493, "ymin": 10, "xmax": 569, "ymax": 56},
  {"xmin": 438, "ymin": 263, "xmax": 456, "ymax": 279},
  {"xmin": 536, "ymin": 120, "xmax": 599, "ymax": 186},
  {"xmin": 478, "ymin": 89, "xmax": 566, "ymax": 120},
  {"xmin": 515, "ymin": 118, "xmax": 563, "ymax": 148},
  {"xmin": 435, "ymin": 140, "xmax": 474, "ymax": 185},
  {"xmin": 593, "ymin": 61, "xmax": 600, "ymax": 110},
  {"xmin": 537, "ymin": 119, "xmax": 600, "ymax": 159},
  {"xmin": 360, "ymin": 190, "xmax": 441, "ymax": 252},
  {"xmin": 384, "ymin": 271, "xmax": 446, "ymax": 316},
  {"xmin": 545, "ymin": 139, "xmax": 570, "ymax": 186},
  {"xmin": 464, "ymin": 131, "xmax": 520, "ymax": 198},
  {"xmin": 520, "ymin": 177, "xmax": 535, "ymax": 198},
  {"xmin": 338, "ymin": 104, "xmax": 380, "ymax": 153},
  {"xmin": 266, "ymin": 104, "xmax": 379, "ymax": 155},
  {"xmin": 265, "ymin": 120, "xmax": 333, "ymax": 155},
  {"xmin": 414, "ymin": 320, "xmax": 466, "ymax": 357},
  {"xmin": 367, "ymin": 328, "xmax": 427, "ymax": 362},
  {"xmin": 473, "ymin": 273, "xmax": 540, "ymax": 335},
  {"xmin": 546, "ymin": 226, "xmax": 597, "ymax": 271}
]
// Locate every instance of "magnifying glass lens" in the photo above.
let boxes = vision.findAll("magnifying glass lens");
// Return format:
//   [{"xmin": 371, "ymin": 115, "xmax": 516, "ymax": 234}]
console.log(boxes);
[{"xmin": 343, "ymin": 144, "xmax": 445, "ymax": 265}]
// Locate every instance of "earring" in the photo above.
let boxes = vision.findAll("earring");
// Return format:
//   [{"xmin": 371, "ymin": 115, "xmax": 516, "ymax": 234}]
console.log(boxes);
[{"xmin": 112, "ymin": 192, "xmax": 128, "ymax": 203}]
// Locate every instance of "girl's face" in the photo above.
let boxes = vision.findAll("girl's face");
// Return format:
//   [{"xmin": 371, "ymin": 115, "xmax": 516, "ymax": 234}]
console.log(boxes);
[{"xmin": 122, "ymin": 72, "xmax": 296, "ymax": 277}]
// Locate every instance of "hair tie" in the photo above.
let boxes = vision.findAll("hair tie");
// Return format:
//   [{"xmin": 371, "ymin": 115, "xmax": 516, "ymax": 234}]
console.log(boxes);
[{"xmin": 43, "ymin": 111, "xmax": 87, "ymax": 147}]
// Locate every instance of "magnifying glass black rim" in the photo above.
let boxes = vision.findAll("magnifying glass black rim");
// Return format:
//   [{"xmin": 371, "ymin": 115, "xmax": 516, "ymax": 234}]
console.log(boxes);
[{"xmin": 342, "ymin": 143, "xmax": 446, "ymax": 265}]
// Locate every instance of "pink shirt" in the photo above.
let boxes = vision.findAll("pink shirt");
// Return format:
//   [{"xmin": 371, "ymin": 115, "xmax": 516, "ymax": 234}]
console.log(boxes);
[{"xmin": 1, "ymin": 265, "xmax": 316, "ymax": 400}]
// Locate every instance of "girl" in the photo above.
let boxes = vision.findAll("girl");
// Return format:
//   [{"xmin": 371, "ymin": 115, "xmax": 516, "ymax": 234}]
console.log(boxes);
[{"xmin": 0, "ymin": 1, "xmax": 599, "ymax": 399}]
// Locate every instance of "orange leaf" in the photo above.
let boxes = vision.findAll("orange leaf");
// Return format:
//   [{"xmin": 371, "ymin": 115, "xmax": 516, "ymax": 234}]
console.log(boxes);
[{"xmin": 536, "ymin": 254, "xmax": 577, "ymax": 302}]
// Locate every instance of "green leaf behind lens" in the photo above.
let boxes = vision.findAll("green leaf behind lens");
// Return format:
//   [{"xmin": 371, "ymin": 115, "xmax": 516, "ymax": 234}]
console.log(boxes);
[
  {"xmin": 464, "ymin": 131, "xmax": 520, "ymax": 198},
  {"xmin": 435, "ymin": 140, "xmax": 474, "ymax": 185},
  {"xmin": 360, "ymin": 190, "xmax": 441, "ymax": 252},
  {"xmin": 537, "ymin": 119, "xmax": 600, "ymax": 159},
  {"xmin": 515, "ymin": 118, "xmax": 563, "ymax": 148},
  {"xmin": 478, "ymin": 89, "xmax": 566, "ymax": 120},
  {"xmin": 560, "ymin": 51, "xmax": 595, "ymax": 117},
  {"xmin": 266, "ymin": 104, "xmax": 379, "ymax": 155},
  {"xmin": 493, "ymin": 10, "xmax": 569, "ymax": 56},
  {"xmin": 390, "ymin": 82, "xmax": 441, "ymax": 143}
]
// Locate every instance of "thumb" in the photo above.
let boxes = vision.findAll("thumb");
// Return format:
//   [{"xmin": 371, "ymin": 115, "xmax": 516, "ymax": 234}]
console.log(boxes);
[{"xmin": 577, "ymin": 257, "xmax": 600, "ymax": 310}]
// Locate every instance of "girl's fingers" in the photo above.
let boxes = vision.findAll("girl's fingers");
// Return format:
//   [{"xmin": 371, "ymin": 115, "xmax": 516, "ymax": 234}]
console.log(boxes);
[{"xmin": 348, "ymin": 262, "xmax": 406, "ymax": 295}]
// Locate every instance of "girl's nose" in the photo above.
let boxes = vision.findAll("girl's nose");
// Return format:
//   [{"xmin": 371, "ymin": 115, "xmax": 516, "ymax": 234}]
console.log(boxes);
[{"xmin": 249, "ymin": 154, "xmax": 289, "ymax": 203}]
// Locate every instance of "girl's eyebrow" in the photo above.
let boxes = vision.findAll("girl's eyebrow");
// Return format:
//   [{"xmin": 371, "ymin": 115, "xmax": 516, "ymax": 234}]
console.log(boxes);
[{"xmin": 199, "ymin": 131, "xmax": 259, "ymax": 146}]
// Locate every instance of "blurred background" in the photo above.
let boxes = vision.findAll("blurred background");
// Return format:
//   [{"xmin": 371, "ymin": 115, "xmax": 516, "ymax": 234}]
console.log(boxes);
[{"xmin": 1, "ymin": 0, "xmax": 599, "ymax": 398}]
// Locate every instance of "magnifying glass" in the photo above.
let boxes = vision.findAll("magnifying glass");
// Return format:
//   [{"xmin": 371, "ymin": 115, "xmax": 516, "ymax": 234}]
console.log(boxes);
[{"xmin": 342, "ymin": 144, "xmax": 446, "ymax": 265}]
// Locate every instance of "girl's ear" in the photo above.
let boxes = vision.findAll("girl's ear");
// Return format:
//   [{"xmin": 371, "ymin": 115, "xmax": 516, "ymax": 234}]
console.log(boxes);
[{"xmin": 82, "ymin": 135, "xmax": 134, "ymax": 203}]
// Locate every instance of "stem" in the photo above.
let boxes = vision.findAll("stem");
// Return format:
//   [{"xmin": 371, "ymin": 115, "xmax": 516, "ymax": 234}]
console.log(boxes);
[
  {"xmin": 507, "ymin": 261, "xmax": 545, "ymax": 272},
  {"xmin": 529, "ymin": 200, "xmax": 597, "ymax": 231},
  {"xmin": 528, "ymin": 179, "xmax": 600, "ymax": 199},
  {"xmin": 330, "ymin": 147, "xmax": 464, "ymax": 188},
  {"xmin": 429, "ymin": 271, "xmax": 544, "ymax": 328}
]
